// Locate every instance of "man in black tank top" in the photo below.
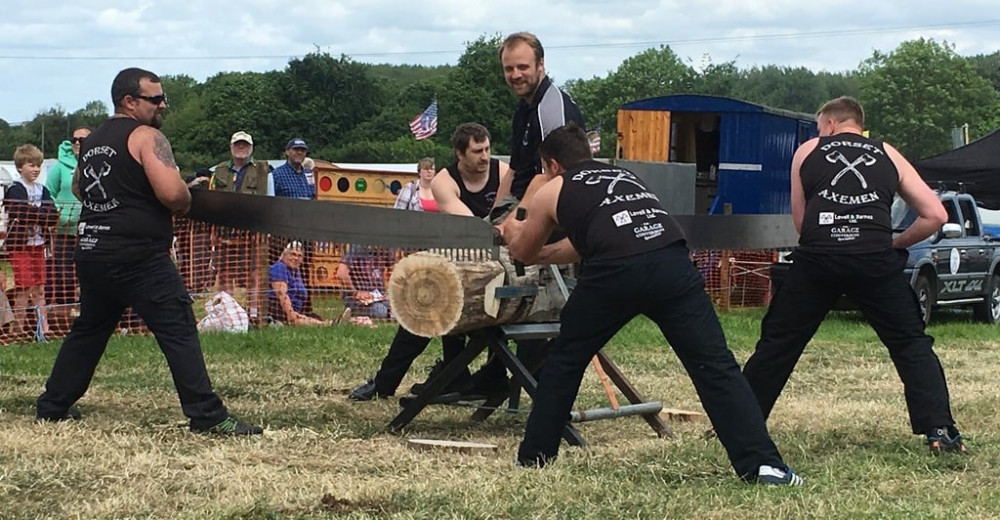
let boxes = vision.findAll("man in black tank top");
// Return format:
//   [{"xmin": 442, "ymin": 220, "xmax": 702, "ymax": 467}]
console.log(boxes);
[
  {"xmin": 742, "ymin": 97, "xmax": 965, "ymax": 454},
  {"xmin": 498, "ymin": 125, "xmax": 803, "ymax": 485},
  {"xmin": 349, "ymin": 123, "xmax": 513, "ymax": 402},
  {"xmin": 35, "ymin": 68, "xmax": 262, "ymax": 436}
]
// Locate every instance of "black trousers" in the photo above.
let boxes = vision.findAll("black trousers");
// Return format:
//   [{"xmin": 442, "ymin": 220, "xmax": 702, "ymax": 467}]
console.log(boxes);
[
  {"xmin": 373, "ymin": 326, "xmax": 512, "ymax": 395},
  {"xmin": 37, "ymin": 252, "xmax": 229, "ymax": 428},
  {"xmin": 46, "ymin": 233, "xmax": 77, "ymax": 306},
  {"xmin": 518, "ymin": 245, "xmax": 787, "ymax": 479},
  {"xmin": 742, "ymin": 250, "xmax": 955, "ymax": 435}
]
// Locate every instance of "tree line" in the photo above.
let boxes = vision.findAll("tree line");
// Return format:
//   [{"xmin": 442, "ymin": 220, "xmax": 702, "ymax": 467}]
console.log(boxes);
[{"xmin": 1, "ymin": 36, "xmax": 998, "ymax": 170}]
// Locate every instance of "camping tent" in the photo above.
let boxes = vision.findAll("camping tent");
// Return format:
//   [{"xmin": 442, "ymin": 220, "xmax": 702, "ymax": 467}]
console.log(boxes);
[{"xmin": 915, "ymin": 129, "xmax": 1000, "ymax": 209}]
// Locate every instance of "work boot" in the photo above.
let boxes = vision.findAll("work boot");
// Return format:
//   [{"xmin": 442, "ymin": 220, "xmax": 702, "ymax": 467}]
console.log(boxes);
[
  {"xmin": 36, "ymin": 406, "xmax": 82, "ymax": 423},
  {"xmin": 348, "ymin": 379, "xmax": 392, "ymax": 401}
]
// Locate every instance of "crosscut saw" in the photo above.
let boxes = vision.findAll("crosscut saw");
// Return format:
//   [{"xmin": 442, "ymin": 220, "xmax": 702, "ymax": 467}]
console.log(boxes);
[{"xmin": 187, "ymin": 190, "xmax": 801, "ymax": 252}]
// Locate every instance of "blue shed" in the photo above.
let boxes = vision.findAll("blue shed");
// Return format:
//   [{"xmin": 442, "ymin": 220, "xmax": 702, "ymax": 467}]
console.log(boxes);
[{"xmin": 616, "ymin": 94, "xmax": 817, "ymax": 214}]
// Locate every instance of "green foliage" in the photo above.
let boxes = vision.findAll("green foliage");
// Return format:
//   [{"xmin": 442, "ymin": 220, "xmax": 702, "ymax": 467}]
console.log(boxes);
[
  {"xmin": 436, "ymin": 34, "xmax": 517, "ymax": 155},
  {"xmin": 968, "ymin": 51, "xmax": 1000, "ymax": 91},
  {"xmin": 0, "ymin": 102, "xmax": 109, "ymax": 161},
  {"xmin": 280, "ymin": 52, "xmax": 387, "ymax": 152},
  {"xmin": 859, "ymin": 38, "xmax": 1000, "ymax": 159},
  {"xmin": 737, "ymin": 66, "xmax": 860, "ymax": 114},
  {"xmin": 326, "ymin": 135, "xmax": 451, "ymax": 166},
  {"xmin": 366, "ymin": 63, "xmax": 454, "ymax": 87},
  {"xmin": 567, "ymin": 46, "xmax": 696, "ymax": 156}
]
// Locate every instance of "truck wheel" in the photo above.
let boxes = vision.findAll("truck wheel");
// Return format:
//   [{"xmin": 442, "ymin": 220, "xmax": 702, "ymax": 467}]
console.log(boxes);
[
  {"xmin": 914, "ymin": 276, "xmax": 933, "ymax": 326},
  {"xmin": 973, "ymin": 276, "xmax": 1000, "ymax": 324}
]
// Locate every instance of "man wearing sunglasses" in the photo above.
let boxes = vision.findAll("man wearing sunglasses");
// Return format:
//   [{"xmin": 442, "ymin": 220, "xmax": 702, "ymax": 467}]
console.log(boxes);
[{"xmin": 36, "ymin": 67, "xmax": 263, "ymax": 436}]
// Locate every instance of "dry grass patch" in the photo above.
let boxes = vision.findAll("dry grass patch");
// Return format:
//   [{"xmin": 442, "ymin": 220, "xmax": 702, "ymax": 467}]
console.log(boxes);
[{"xmin": 1, "ymin": 311, "xmax": 998, "ymax": 519}]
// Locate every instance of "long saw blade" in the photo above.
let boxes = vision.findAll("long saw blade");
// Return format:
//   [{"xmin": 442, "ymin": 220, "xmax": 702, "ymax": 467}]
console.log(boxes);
[
  {"xmin": 188, "ymin": 191, "xmax": 800, "ymax": 253},
  {"xmin": 188, "ymin": 190, "xmax": 500, "ymax": 255}
]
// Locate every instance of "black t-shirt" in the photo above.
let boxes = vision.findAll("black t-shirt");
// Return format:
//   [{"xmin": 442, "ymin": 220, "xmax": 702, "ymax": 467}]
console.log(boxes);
[
  {"xmin": 509, "ymin": 76, "xmax": 585, "ymax": 200},
  {"xmin": 556, "ymin": 160, "xmax": 685, "ymax": 261},
  {"xmin": 445, "ymin": 158, "xmax": 500, "ymax": 219},
  {"xmin": 798, "ymin": 133, "xmax": 898, "ymax": 254},
  {"xmin": 76, "ymin": 117, "xmax": 173, "ymax": 262}
]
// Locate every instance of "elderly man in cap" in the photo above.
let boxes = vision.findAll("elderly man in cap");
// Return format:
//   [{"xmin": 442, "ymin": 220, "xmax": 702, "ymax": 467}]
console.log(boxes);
[
  {"xmin": 211, "ymin": 131, "xmax": 271, "ymax": 195},
  {"xmin": 207, "ymin": 132, "xmax": 272, "ymax": 312},
  {"xmin": 273, "ymin": 137, "xmax": 315, "ymax": 199}
]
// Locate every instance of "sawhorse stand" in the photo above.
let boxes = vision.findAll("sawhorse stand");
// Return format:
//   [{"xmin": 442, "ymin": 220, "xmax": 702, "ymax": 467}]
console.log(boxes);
[{"xmin": 388, "ymin": 323, "xmax": 673, "ymax": 445}]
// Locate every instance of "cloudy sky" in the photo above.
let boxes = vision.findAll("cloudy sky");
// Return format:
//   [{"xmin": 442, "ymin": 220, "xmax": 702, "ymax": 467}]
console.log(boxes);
[{"xmin": 1, "ymin": 0, "xmax": 998, "ymax": 124}]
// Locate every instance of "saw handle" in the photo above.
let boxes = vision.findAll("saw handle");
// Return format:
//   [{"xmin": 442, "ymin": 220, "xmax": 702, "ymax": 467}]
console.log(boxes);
[{"xmin": 514, "ymin": 208, "xmax": 526, "ymax": 276}]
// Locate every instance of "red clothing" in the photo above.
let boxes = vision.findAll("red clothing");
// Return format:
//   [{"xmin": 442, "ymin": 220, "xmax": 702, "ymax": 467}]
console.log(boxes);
[
  {"xmin": 420, "ymin": 197, "xmax": 439, "ymax": 212},
  {"xmin": 11, "ymin": 246, "xmax": 47, "ymax": 287}
]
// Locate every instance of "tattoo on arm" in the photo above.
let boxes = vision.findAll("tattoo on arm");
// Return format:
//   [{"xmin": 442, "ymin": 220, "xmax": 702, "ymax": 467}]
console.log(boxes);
[
  {"xmin": 152, "ymin": 131, "xmax": 177, "ymax": 169},
  {"xmin": 71, "ymin": 165, "xmax": 83, "ymax": 201}
]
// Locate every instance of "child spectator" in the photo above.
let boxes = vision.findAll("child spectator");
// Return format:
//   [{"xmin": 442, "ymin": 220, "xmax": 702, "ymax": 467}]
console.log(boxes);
[{"xmin": 4, "ymin": 144, "xmax": 59, "ymax": 337}]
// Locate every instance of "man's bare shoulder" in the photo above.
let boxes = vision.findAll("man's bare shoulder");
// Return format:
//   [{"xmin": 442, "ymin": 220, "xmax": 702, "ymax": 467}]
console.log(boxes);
[{"xmin": 432, "ymin": 169, "xmax": 458, "ymax": 189}]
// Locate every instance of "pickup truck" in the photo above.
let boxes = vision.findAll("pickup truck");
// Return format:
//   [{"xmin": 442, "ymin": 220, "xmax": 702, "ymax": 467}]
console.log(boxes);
[
  {"xmin": 770, "ymin": 190, "xmax": 1000, "ymax": 324},
  {"xmin": 894, "ymin": 190, "xmax": 1000, "ymax": 324}
]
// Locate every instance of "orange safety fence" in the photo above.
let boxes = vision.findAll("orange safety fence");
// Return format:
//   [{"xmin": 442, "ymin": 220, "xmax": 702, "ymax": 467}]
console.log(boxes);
[
  {"xmin": 694, "ymin": 250, "xmax": 780, "ymax": 310},
  {"xmin": 1, "ymin": 200, "xmax": 783, "ymax": 345}
]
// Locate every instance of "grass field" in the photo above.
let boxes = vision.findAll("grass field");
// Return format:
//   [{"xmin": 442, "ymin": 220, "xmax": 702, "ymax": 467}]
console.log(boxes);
[{"xmin": 1, "ymin": 309, "xmax": 997, "ymax": 519}]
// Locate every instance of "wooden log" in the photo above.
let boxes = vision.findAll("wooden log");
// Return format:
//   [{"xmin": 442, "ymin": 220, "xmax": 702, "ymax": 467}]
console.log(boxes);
[
  {"xmin": 405, "ymin": 439, "xmax": 498, "ymax": 454},
  {"xmin": 658, "ymin": 408, "xmax": 705, "ymax": 422},
  {"xmin": 389, "ymin": 251, "xmax": 558, "ymax": 337}
]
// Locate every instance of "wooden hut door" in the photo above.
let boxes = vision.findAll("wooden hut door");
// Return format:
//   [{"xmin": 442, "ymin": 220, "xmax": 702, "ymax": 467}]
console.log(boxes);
[{"xmin": 616, "ymin": 109, "xmax": 671, "ymax": 162}]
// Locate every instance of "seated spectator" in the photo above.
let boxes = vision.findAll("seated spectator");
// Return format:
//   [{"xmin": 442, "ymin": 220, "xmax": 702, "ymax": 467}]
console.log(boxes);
[
  {"xmin": 268, "ymin": 241, "xmax": 327, "ymax": 326},
  {"xmin": 336, "ymin": 246, "xmax": 391, "ymax": 320},
  {"xmin": 4, "ymin": 144, "xmax": 59, "ymax": 337}
]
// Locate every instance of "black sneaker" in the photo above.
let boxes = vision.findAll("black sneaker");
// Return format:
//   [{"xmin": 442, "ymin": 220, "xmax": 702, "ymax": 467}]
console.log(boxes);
[
  {"xmin": 348, "ymin": 379, "xmax": 391, "ymax": 401},
  {"xmin": 191, "ymin": 415, "xmax": 263, "ymax": 436},
  {"xmin": 756, "ymin": 465, "xmax": 805, "ymax": 486},
  {"xmin": 36, "ymin": 406, "xmax": 82, "ymax": 423},
  {"xmin": 927, "ymin": 426, "xmax": 968, "ymax": 454}
]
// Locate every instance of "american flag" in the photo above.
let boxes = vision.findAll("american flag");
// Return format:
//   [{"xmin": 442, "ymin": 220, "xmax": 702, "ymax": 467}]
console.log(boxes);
[{"xmin": 409, "ymin": 101, "xmax": 438, "ymax": 140}]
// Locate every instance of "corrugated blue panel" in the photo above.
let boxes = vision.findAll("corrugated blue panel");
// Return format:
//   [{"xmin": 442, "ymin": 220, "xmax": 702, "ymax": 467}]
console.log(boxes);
[
  {"xmin": 711, "ymin": 113, "xmax": 817, "ymax": 214},
  {"xmin": 713, "ymin": 113, "xmax": 763, "ymax": 214}
]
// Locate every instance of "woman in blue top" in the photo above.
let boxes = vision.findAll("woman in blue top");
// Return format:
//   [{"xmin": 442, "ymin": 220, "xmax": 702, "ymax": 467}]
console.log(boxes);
[{"xmin": 268, "ymin": 242, "xmax": 327, "ymax": 325}]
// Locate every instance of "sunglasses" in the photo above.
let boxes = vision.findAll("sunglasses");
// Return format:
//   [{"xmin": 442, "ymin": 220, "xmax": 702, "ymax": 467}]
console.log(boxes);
[
  {"xmin": 133, "ymin": 93, "xmax": 168, "ymax": 105},
  {"xmin": 71, "ymin": 137, "xmax": 87, "ymax": 144}
]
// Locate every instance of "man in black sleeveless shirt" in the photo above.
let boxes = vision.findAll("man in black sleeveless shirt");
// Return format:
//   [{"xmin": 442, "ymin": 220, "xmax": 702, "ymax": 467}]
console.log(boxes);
[
  {"xmin": 349, "ymin": 123, "xmax": 512, "ymax": 402},
  {"xmin": 499, "ymin": 125, "xmax": 802, "ymax": 484},
  {"xmin": 35, "ymin": 68, "xmax": 262, "ymax": 435},
  {"xmin": 742, "ymin": 97, "xmax": 965, "ymax": 454}
]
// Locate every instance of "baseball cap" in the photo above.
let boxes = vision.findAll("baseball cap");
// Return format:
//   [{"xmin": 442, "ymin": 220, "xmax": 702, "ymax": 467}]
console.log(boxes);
[
  {"xmin": 231, "ymin": 131, "xmax": 253, "ymax": 145},
  {"xmin": 285, "ymin": 137, "xmax": 308, "ymax": 150}
]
